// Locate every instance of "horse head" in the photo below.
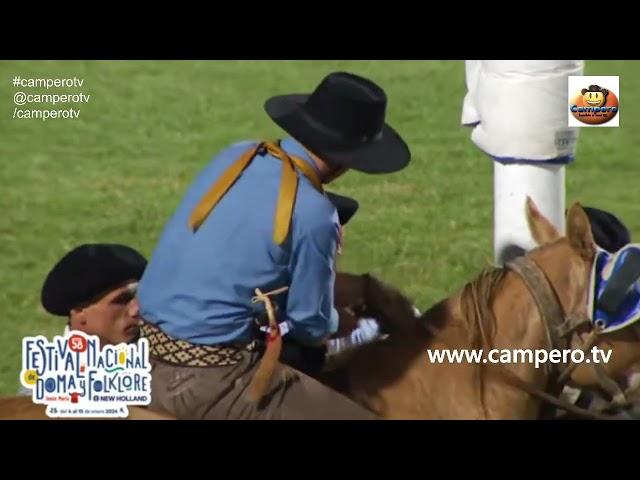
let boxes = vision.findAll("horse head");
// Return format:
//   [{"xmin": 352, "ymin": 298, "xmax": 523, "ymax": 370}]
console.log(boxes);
[{"xmin": 523, "ymin": 197, "xmax": 640, "ymax": 407}]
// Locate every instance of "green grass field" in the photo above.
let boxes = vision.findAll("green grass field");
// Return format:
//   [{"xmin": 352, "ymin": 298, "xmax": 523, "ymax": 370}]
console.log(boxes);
[{"xmin": 1, "ymin": 60, "xmax": 638, "ymax": 394}]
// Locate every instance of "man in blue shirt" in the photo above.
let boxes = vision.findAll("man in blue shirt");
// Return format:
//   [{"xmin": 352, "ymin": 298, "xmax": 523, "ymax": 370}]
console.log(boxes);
[{"xmin": 138, "ymin": 71, "xmax": 411, "ymax": 419}]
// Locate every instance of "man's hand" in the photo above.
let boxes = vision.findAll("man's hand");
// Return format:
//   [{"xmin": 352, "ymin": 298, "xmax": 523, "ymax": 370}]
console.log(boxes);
[
  {"xmin": 326, "ymin": 317, "xmax": 382, "ymax": 357},
  {"xmin": 352, "ymin": 318, "xmax": 381, "ymax": 343}
]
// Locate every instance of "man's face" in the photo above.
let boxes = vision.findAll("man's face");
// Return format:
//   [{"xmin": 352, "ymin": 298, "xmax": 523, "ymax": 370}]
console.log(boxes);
[{"xmin": 69, "ymin": 281, "xmax": 141, "ymax": 346}]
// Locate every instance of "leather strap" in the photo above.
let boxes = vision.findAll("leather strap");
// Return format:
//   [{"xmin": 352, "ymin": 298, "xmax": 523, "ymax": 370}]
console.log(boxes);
[
  {"xmin": 189, "ymin": 143, "xmax": 261, "ymax": 231},
  {"xmin": 506, "ymin": 257, "xmax": 568, "ymax": 371},
  {"xmin": 490, "ymin": 362, "xmax": 622, "ymax": 420},
  {"xmin": 246, "ymin": 287, "xmax": 288, "ymax": 403},
  {"xmin": 592, "ymin": 361, "xmax": 627, "ymax": 406}
]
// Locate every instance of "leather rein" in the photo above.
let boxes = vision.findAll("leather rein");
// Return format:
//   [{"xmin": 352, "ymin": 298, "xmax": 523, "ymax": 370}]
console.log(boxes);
[{"xmin": 499, "ymin": 256, "xmax": 640, "ymax": 420}]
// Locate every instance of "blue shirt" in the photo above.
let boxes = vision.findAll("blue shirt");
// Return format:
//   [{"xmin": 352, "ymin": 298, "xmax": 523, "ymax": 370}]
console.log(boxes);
[{"xmin": 137, "ymin": 138, "xmax": 341, "ymax": 346}]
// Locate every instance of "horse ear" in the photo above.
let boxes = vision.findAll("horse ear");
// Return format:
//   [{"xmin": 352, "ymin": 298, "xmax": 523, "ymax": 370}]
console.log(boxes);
[
  {"xmin": 526, "ymin": 196, "xmax": 560, "ymax": 245},
  {"xmin": 566, "ymin": 202, "xmax": 596, "ymax": 260}
]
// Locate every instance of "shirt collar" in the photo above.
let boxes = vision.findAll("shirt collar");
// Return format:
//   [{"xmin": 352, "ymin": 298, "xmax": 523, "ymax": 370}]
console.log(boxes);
[{"xmin": 279, "ymin": 137, "xmax": 322, "ymax": 177}]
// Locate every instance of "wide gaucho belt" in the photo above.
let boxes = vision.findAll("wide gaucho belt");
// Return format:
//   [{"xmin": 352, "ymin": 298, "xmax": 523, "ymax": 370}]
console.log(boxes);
[{"xmin": 140, "ymin": 322, "xmax": 257, "ymax": 367}]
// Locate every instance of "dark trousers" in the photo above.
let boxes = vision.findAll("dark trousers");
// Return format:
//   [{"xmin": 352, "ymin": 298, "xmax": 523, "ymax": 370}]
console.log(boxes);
[{"xmin": 148, "ymin": 349, "xmax": 377, "ymax": 420}]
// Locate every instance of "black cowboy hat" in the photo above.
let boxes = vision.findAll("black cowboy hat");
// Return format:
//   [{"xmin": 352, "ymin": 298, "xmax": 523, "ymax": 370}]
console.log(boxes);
[
  {"xmin": 583, "ymin": 206, "xmax": 631, "ymax": 253},
  {"xmin": 41, "ymin": 243, "xmax": 147, "ymax": 316},
  {"xmin": 326, "ymin": 192, "xmax": 359, "ymax": 226},
  {"xmin": 265, "ymin": 71, "xmax": 411, "ymax": 174}
]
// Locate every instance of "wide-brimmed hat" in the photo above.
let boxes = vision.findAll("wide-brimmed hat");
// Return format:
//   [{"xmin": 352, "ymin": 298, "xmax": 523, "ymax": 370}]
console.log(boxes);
[
  {"xmin": 41, "ymin": 243, "xmax": 147, "ymax": 316},
  {"xmin": 265, "ymin": 72, "xmax": 411, "ymax": 174},
  {"xmin": 326, "ymin": 192, "xmax": 359, "ymax": 226}
]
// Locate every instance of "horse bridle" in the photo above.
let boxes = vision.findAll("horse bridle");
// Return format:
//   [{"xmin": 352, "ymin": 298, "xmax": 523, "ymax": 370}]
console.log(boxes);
[{"xmin": 503, "ymin": 256, "xmax": 640, "ymax": 420}]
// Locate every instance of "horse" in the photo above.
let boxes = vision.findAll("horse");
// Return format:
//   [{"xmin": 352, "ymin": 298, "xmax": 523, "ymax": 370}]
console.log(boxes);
[{"xmin": 327, "ymin": 198, "xmax": 640, "ymax": 419}]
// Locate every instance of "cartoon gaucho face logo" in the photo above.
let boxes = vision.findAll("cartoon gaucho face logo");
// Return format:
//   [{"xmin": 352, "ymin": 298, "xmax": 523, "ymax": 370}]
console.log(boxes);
[
  {"xmin": 570, "ymin": 84, "xmax": 619, "ymax": 125},
  {"xmin": 582, "ymin": 85, "xmax": 608, "ymax": 107}
]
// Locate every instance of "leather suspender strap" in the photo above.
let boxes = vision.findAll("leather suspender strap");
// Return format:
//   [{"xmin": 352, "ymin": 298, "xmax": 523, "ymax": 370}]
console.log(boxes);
[{"xmin": 189, "ymin": 141, "xmax": 324, "ymax": 244}]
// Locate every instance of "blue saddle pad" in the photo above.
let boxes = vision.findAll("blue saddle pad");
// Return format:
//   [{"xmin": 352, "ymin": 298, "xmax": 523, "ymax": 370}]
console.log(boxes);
[{"xmin": 588, "ymin": 244, "xmax": 640, "ymax": 333}]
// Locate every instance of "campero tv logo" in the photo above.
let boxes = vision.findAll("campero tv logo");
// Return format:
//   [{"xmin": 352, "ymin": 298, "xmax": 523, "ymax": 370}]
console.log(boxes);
[
  {"xmin": 20, "ymin": 330, "xmax": 151, "ymax": 418},
  {"xmin": 568, "ymin": 75, "xmax": 619, "ymax": 127}
]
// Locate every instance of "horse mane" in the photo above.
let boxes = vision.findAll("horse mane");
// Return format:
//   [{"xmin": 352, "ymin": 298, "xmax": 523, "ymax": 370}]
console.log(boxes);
[
  {"xmin": 457, "ymin": 264, "xmax": 509, "ymax": 417},
  {"xmin": 459, "ymin": 265, "xmax": 508, "ymax": 350},
  {"xmin": 354, "ymin": 273, "xmax": 428, "ymax": 337},
  {"xmin": 335, "ymin": 266, "xmax": 511, "ymax": 344}
]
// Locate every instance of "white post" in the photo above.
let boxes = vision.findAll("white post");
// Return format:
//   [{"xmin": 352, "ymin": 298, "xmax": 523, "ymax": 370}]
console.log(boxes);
[
  {"xmin": 494, "ymin": 162, "xmax": 565, "ymax": 263},
  {"xmin": 461, "ymin": 60, "xmax": 585, "ymax": 265}
]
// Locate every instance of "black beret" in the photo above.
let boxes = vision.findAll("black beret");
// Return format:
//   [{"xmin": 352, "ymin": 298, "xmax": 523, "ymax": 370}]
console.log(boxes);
[
  {"xmin": 326, "ymin": 192, "xmax": 359, "ymax": 226},
  {"xmin": 584, "ymin": 206, "xmax": 631, "ymax": 253},
  {"xmin": 41, "ymin": 244, "xmax": 147, "ymax": 316}
]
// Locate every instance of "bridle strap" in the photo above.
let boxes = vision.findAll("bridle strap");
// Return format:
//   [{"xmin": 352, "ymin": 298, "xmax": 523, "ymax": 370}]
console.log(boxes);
[
  {"xmin": 592, "ymin": 361, "xmax": 627, "ymax": 406},
  {"xmin": 577, "ymin": 324, "xmax": 640, "ymax": 415},
  {"xmin": 557, "ymin": 327, "xmax": 601, "ymax": 384},
  {"xmin": 490, "ymin": 362, "xmax": 622, "ymax": 420},
  {"xmin": 506, "ymin": 257, "xmax": 568, "ymax": 371}
]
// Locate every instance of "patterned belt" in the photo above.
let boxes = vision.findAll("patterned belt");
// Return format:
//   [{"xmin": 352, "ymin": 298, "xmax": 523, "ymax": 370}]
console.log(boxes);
[{"xmin": 140, "ymin": 321, "xmax": 258, "ymax": 367}]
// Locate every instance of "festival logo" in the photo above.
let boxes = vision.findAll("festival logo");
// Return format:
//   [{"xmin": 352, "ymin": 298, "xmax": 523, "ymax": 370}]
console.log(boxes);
[
  {"xmin": 568, "ymin": 76, "xmax": 619, "ymax": 127},
  {"xmin": 20, "ymin": 330, "xmax": 151, "ymax": 418}
]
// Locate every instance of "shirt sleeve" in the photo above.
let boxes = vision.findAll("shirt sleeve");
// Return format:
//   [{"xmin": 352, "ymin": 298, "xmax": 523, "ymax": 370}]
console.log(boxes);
[{"xmin": 285, "ymin": 215, "xmax": 340, "ymax": 346}]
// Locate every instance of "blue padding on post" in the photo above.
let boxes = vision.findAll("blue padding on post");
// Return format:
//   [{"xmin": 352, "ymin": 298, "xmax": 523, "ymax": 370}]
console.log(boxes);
[{"xmin": 491, "ymin": 154, "xmax": 575, "ymax": 166}]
